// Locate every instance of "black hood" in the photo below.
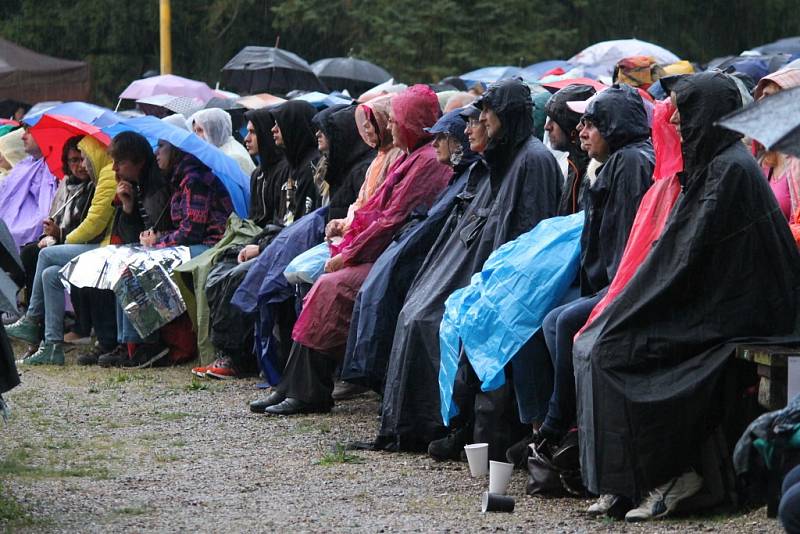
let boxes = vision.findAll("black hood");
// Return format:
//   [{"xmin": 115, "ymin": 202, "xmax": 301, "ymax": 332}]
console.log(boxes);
[
  {"xmin": 583, "ymin": 84, "xmax": 650, "ymax": 154},
  {"xmin": 665, "ymin": 72, "xmax": 743, "ymax": 173},
  {"xmin": 476, "ymin": 78, "xmax": 534, "ymax": 166},
  {"xmin": 245, "ymin": 107, "xmax": 283, "ymax": 167},
  {"xmin": 545, "ymin": 83, "xmax": 597, "ymax": 137},
  {"xmin": 269, "ymin": 100, "xmax": 318, "ymax": 169},
  {"xmin": 312, "ymin": 104, "xmax": 374, "ymax": 186}
]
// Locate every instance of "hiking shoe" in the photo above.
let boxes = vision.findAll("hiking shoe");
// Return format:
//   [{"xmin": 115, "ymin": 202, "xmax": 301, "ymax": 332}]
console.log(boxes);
[
  {"xmin": 21, "ymin": 342, "xmax": 65, "ymax": 366},
  {"xmin": 205, "ymin": 356, "xmax": 238, "ymax": 380},
  {"xmin": 98, "ymin": 345, "xmax": 129, "ymax": 368},
  {"xmin": 76, "ymin": 343, "xmax": 114, "ymax": 366},
  {"xmin": 191, "ymin": 364, "xmax": 211, "ymax": 378},
  {"xmin": 123, "ymin": 343, "xmax": 169, "ymax": 369},
  {"xmin": 506, "ymin": 431, "xmax": 534, "ymax": 468},
  {"xmin": 624, "ymin": 470, "xmax": 703, "ymax": 522},
  {"xmin": 427, "ymin": 426, "xmax": 472, "ymax": 461},
  {"xmin": 332, "ymin": 380, "xmax": 369, "ymax": 401},
  {"xmin": 64, "ymin": 331, "xmax": 92, "ymax": 345},
  {"xmin": 5, "ymin": 315, "xmax": 42, "ymax": 345},
  {"xmin": 586, "ymin": 494, "xmax": 634, "ymax": 519}
]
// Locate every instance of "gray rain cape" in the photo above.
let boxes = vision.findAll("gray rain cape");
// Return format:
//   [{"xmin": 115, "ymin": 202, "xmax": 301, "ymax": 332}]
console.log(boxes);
[
  {"xmin": 573, "ymin": 72, "xmax": 800, "ymax": 500},
  {"xmin": 311, "ymin": 104, "xmax": 375, "ymax": 221},
  {"xmin": 341, "ymin": 109, "xmax": 483, "ymax": 392},
  {"xmin": 377, "ymin": 79, "xmax": 563, "ymax": 451}
]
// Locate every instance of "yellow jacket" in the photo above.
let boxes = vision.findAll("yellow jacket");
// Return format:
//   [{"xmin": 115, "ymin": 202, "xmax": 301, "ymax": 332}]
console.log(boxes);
[{"xmin": 65, "ymin": 137, "xmax": 116, "ymax": 245}]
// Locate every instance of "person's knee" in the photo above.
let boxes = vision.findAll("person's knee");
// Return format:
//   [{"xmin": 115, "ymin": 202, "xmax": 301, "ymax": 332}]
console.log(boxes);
[
  {"xmin": 779, "ymin": 484, "xmax": 800, "ymax": 533},
  {"xmin": 41, "ymin": 265, "xmax": 61, "ymax": 287}
]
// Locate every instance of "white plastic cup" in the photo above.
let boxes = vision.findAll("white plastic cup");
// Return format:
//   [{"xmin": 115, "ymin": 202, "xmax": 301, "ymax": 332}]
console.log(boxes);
[
  {"xmin": 489, "ymin": 460, "xmax": 514, "ymax": 494},
  {"xmin": 464, "ymin": 443, "xmax": 489, "ymax": 477}
]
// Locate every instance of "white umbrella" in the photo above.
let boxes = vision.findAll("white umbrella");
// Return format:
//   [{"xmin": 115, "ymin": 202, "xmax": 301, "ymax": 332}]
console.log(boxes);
[{"xmin": 569, "ymin": 39, "xmax": 680, "ymax": 78}]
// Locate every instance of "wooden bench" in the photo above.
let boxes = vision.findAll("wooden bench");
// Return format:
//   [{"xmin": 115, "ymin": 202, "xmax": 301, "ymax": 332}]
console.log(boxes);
[{"xmin": 735, "ymin": 345, "xmax": 800, "ymax": 410}]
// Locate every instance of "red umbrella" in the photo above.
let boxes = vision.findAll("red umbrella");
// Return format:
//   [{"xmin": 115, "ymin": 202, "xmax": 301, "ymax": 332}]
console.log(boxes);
[
  {"xmin": 541, "ymin": 77, "xmax": 609, "ymax": 94},
  {"xmin": 29, "ymin": 114, "xmax": 110, "ymax": 179}
]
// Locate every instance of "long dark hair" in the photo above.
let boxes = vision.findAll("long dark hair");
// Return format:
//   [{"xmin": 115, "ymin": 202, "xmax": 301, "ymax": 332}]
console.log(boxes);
[{"xmin": 61, "ymin": 135, "xmax": 84, "ymax": 176}]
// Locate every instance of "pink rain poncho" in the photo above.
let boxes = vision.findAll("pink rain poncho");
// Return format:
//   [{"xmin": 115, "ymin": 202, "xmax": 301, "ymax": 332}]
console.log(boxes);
[{"xmin": 292, "ymin": 85, "xmax": 452, "ymax": 353}]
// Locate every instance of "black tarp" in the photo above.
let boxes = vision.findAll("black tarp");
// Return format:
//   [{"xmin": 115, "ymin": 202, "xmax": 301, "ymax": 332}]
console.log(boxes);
[
  {"xmin": 377, "ymin": 79, "xmax": 563, "ymax": 451},
  {"xmin": 0, "ymin": 37, "xmax": 90, "ymax": 104},
  {"xmin": 573, "ymin": 72, "xmax": 800, "ymax": 500},
  {"xmin": 340, "ymin": 155, "xmax": 483, "ymax": 392}
]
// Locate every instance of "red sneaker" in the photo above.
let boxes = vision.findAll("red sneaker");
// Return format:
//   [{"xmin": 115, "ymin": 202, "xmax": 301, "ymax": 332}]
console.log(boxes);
[
  {"xmin": 205, "ymin": 356, "xmax": 238, "ymax": 380},
  {"xmin": 191, "ymin": 364, "xmax": 211, "ymax": 378}
]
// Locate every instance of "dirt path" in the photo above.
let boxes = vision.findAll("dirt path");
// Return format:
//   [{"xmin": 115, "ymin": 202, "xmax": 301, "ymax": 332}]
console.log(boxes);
[{"xmin": 0, "ymin": 362, "xmax": 783, "ymax": 533}]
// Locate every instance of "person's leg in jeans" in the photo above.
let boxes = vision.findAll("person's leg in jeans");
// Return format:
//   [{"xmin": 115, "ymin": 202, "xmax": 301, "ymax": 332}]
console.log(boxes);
[{"xmin": 540, "ymin": 294, "xmax": 602, "ymax": 440}]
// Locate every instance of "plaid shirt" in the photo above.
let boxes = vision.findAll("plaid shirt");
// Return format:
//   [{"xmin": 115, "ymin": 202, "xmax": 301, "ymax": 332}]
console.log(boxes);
[{"xmin": 155, "ymin": 153, "xmax": 233, "ymax": 248}]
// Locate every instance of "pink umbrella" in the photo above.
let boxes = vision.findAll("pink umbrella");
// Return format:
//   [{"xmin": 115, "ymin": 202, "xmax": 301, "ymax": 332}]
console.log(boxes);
[{"xmin": 118, "ymin": 74, "xmax": 216, "ymax": 104}]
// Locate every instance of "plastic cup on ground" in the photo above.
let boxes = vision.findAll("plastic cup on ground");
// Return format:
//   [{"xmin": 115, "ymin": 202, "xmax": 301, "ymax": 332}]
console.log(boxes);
[
  {"xmin": 481, "ymin": 492, "xmax": 515, "ymax": 513},
  {"xmin": 489, "ymin": 460, "xmax": 514, "ymax": 494},
  {"xmin": 464, "ymin": 443, "xmax": 489, "ymax": 477}
]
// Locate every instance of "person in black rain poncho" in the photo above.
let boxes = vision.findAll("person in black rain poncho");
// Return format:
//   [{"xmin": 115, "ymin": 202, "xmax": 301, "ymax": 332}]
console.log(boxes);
[
  {"xmin": 544, "ymin": 83, "xmax": 597, "ymax": 215},
  {"xmin": 528, "ymin": 85, "xmax": 654, "ymax": 460},
  {"xmin": 245, "ymin": 108, "xmax": 291, "ymax": 229},
  {"xmin": 376, "ymin": 78, "xmax": 562, "ymax": 453},
  {"xmin": 574, "ymin": 72, "xmax": 800, "ymax": 522},
  {"xmin": 340, "ymin": 105, "xmax": 485, "ymax": 394}
]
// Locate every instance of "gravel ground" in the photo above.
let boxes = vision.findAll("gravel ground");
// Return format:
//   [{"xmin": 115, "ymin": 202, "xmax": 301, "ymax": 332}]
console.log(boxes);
[{"xmin": 0, "ymin": 356, "xmax": 785, "ymax": 533}]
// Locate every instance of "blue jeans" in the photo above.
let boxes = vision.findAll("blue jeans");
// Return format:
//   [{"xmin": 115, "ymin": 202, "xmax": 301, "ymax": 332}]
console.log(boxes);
[
  {"xmin": 780, "ymin": 464, "xmax": 800, "ymax": 534},
  {"xmin": 27, "ymin": 244, "xmax": 98, "ymax": 343},
  {"xmin": 116, "ymin": 244, "xmax": 209, "ymax": 344},
  {"xmin": 512, "ymin": 284, "xmax": 582, "ymax": 425}
]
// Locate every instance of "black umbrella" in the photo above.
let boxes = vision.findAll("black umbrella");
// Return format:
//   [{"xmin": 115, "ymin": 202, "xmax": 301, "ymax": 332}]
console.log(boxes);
[
  {"xmin": 221, "ymin": 46, "xmax": 327, "ymax": 96},
  {"xmin": 717, "ymin": 86, "xmax": 800, "ymax": 158},
  {"xmin": 753, "ymin": 37, "xmax": 800, "ymax": 56},
  {"xmin": 310, "ymin": 57, "xmax": 391, "ymax": 97}
]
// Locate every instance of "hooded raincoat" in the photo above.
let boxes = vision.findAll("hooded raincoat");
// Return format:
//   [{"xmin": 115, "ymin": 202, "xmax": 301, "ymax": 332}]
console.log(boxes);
[
  {"xmin": 0, "ymin": 128, "xmax": 25, "ymax": 184},
  {"xmin": 245, "ymin": 108, "xmax": 291, "ymax": 229},
  {"xmin": 269, "ymin": 100, "xmax": 321, "ymax": 225},
  {"xmin": 66, "ymin": 136, "xmax": 116, "ymax": 245},
  {"xmin": 341, "ymin": 109, "xmax": 483, "ymax": 392},
  {"xmin": 377, "ymin": 79, "xmax": 562, "ymax": 451},
  {"xmin": 573, "ymin": 72, "xmax": 800, "ymax": 500},
  {"xmin": 578, "ymin": 84, "xmax": 654, "ymax": 296},
  {"xmin": 291, "ymin": 85, "xmax": 452, "ymax": 354},
  {"xmin": 311, "ymin": 105, "xmax": 375, "ymax": 221},
  {"xmin": 0, "ymin": 151, "xmax": 58, "ymax": 249},
  {"xmin": 190, "ymin": 108, "xmax": 256, "ymax": 176}
]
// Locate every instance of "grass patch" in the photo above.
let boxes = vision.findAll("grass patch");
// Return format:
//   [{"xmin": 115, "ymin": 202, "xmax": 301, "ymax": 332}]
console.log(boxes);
[
  {"xmin": 0, "ymin": 480, "xmax": 31, "ymax": 526},
  {"xmin": 155, "ymin": 411, "xmax": 192, "ymax": 422},
  {"xmin": 0, "ymin": 448, "xmax": 111, "ymax": 480},
  {"xmin": 184, "ymin": 377, "xmax": 208, "ymax": 391},
  {"xmin": 114, "ymin": 506, "xmax": 148, "ymax": 516},
  {"xmin": 154, "ymin": 452, "xmax": 180, "ymax": 464},
  {"xmin": 317, "ymin": 444, "xmax": 365, "ymax": 466}
]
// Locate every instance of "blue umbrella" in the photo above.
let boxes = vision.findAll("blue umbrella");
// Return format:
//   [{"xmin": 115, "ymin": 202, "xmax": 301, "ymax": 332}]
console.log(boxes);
[
  {"xmin": 521, "ymin": 60, "xmax": 572, "ymax": 80},
  {"xmin": 23, "ymin": 101, "xmax": 121, "ymax": 128},
  {"xmin": 459, "ymin": 66, "xmax": 524, "ymax": 84},
  {"xmin": 102, "ymin": 116, "xmax": 250, "ymax": 218},
  {"xmin": 292, "ymin": 91, "xmax": 353, "ymax": 110}
]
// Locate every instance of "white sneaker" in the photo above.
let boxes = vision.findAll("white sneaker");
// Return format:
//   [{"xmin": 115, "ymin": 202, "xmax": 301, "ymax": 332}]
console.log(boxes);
[
  {"xmin": 587, "ymin": 494, "xmax": 617, "ymax": 515},
  {"xmin": 625, "ymin": 470, "xmax": 703, "ymax": 522}
]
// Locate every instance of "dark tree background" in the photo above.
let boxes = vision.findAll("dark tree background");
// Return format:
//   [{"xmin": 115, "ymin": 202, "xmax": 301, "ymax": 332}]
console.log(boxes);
[{"xmin": 0, "ymin": 0, "xmax": 797, "ymax": 106}]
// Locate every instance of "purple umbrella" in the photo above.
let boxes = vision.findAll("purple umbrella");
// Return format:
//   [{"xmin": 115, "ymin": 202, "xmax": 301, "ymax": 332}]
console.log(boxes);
[{"xmin": 119, "ymin": 74, "xmax": 216, "ymax": 104}]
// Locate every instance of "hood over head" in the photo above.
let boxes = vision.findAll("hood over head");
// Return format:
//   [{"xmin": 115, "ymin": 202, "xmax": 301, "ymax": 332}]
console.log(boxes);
[
  {"xmin": 475, "ymin": 78, "xmax": 534, "ymax": 159},
  {"xmin": 355, "ymin": 94, "xmax": 394, "ymax": 150},
  {"xmin": 190, "ymin": 108, "xmax": 233, "ymax": 147},
  {"xmin": 268, "ymin": 100, "xmax": 318, "ymax": 168},
  {"xmin": 0, "ymin": 128, "xmax": 26, "ymax": 168},
  {"xmin": 424, "ymin": 107, "xmax": 478, "ymax": 168},
  {"xmin": 753, "ymin": 67, "xmax": 800, "ymax": 100},
  {"xmin": 664, "ymin": 72, "xmax": 743, "ymax": 172},
  {"xmin": 245, "ymin": 106, "xmax": 282, "ymax": 167},
  {"xmin": 582, "ymin": 84, "xmax": 650, "ymax": 154},
  {"xmin": 312, "ymin": 104, "xmax": 374, "ymax": 182},
  {"xmin": 77, "ymin": 136, "xmax": 112, "ymax": 183},
  {"xmin": 545, "ymin": 84, "xmax": 597, "ymax": 136},
  {"xmin": 390, "ymin": 84, "xmax": 441, "ymax": 151}
]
